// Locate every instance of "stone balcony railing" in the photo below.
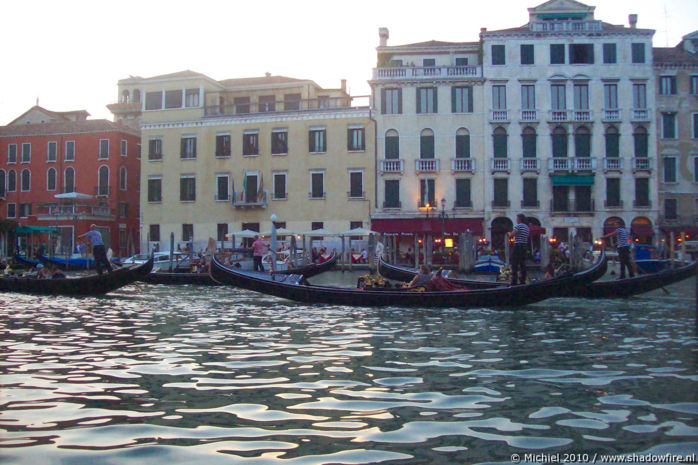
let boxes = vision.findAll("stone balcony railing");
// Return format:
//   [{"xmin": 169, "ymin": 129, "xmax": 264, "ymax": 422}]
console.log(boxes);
[
  {"xmin": 415, "ymin": 159, "xmax": 440, "ymax": 173},
  {"xmin": 380, "ymin": 159, "xmax": 404, "ymax": 174},
  {"xmin": 548, "ymin": 157, "xmax": 597, "ymax": 172},
  {"xmin": 451, "ymin": 158, "xmax": 475, "ymax": 173},
  {"xmin": 372, "ymin": 65, "xmax": 481, "ymax": 81},
  {"xmin": 520, "ymin": 158, "xmax": 540, "ymax": 172}
]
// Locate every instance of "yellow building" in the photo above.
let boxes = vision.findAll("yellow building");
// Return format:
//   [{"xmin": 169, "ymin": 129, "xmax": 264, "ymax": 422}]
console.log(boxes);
[{"xmin": 111, "ymin": 71, "xmax": 374, "ymax": 251}]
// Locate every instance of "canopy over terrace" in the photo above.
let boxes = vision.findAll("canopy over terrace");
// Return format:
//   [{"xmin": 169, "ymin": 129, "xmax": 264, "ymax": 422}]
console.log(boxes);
[{"xmin": 370, "ymin": 218, "xmax": 484, "ymax": 235}]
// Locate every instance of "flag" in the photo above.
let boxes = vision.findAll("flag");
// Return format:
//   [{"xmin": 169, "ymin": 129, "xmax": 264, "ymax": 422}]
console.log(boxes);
[
  {"xmin": 257, "ymin": 172, "xmax": 264, "ymax": 200},
  {"xmin": 241, "ymin": 175, "xmax": 247, "ymax": 201}
]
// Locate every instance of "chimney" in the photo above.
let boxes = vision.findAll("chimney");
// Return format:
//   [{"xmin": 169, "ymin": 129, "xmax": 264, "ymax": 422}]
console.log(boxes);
[
  {"xmin": 629, "ymin": 14, "xmax": 637, "ymax": 28},
  {"xmin": 379, "ymin": 27, "xmax": 389, "ymax": 47},
  {"xmin": 340, "ymin": 79, "xmax": 347, "ymax": 92}
]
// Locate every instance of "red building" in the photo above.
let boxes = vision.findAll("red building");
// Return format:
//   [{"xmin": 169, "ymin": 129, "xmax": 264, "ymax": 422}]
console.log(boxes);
[{"xmin": 0, "ymin": 106, "xmax": 141, "ymax": 258}]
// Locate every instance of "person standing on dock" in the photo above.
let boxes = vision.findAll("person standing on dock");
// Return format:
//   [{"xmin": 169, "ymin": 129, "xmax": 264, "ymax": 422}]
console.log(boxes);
[
  {"xmin": 250, "ymin": 235, "xmax": 267, "ymax": 272},
  {"xmin": 78, "ymin": 224, "xmax": 112, "ymax": 275},
  {"xmin": 507, "ymin": 214, "xmax": 530, "ymax": 286},
  {"xmin": 600, "ymin": 221, "xmax": 635, "ymax": 279}
]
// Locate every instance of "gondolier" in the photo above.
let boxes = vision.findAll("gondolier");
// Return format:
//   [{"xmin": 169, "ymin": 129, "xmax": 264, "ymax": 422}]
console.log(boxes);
[
  {"xmin": 600, "ymin": 220, "xmax": 635, "ymax": 279},
  {"xmin": 78, "ymin": 224, "xmax": 113, "ymax": 275},
  {"xmin": 507, "ymin": 214, "xmax": 530, "ymax": 286}
]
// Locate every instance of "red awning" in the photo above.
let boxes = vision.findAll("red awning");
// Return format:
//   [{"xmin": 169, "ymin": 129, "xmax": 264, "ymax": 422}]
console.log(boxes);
[
  {"xmin": 371, "ymin": 218, "xmax": 483, "ymax": 235},
  {"xmin": 528, "ymin": 224, "xmax": 546, "ymax": 237},
  {"xmin": 660, "ymin": 227, "xmax": 698, "ymax": 238}
]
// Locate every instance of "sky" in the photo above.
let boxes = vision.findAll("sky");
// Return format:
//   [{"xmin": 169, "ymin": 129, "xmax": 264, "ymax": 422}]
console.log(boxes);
[{"xmin": 1, "ymin": 0, "xmax": 696, "ymax": 125}]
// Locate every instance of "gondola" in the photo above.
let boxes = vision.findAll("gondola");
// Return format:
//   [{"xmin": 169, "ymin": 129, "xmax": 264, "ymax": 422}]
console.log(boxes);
[
  {"xmin": 14, "ymin": 254, "xmax": 40, "ymax": 267},
  {"xmin": 275, "ymin": 250, "xmax": 338, "ymax": 278},
  {"xmin": 209, "ymin": 251, "xmax": 606, "ymax": 308},
  {"xmin": 378, "ymin": 258, "xmax": 504, "ymax": 290},
  {"xmin": 38, "ymin": 254, "xmax": 120, "ymax": 271},
  {"xmin": 0, "ymin": 258, "xmax": 154, "ymax": 296}
]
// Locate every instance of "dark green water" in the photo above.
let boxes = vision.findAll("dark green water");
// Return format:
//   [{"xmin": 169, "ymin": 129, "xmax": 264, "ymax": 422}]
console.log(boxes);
[{"xmin": 1, "ymin": 272, "xmax": 696, "ymax": 464}]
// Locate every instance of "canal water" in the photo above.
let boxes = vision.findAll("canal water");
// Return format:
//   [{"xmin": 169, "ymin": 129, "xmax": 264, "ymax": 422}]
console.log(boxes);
[{"xmin": 0, "ymin": 272, "xmax": 696, "ymax": 464}]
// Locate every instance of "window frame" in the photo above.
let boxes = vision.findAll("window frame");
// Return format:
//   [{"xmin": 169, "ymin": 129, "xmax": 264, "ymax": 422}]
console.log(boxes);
[
  {"xmin": 180, "ymin": 135, "xmax": 197, "ymax": 159},
  {"xmin": 120, "ymin": 139, "xmax": 127, "ymax": 157},
  {"xmin": 7, "ymin": 170, "xmax": 16, "ymax": 192},
  {"xmin": 243, "ymin": 130, "xmax": 260, "ymax": 156},
  {"xmin": 215, "ymin": 173, "xmax": 229, "ymax": 201},
  {"xmin": 550, "ymin": 44, "xmax": 565, "ymax": 64},
  {"xmin": 21, "ymin": 143, "xmax": 31, "ymax": 163},
  {"xmin": 98, "ymin": 139, "xmax": 110, "ymax": 159},
  {"xmin": 180, "ymin": 175, "xmax": 196, "ymax": 202},
  {"xmin": 65, "ymin": 140, "xmax": 75, "ymax": 161},
  {"xmin": 147, "ymin": 176, "xmax": 162, "ymax": 203},
  {"xmin": 348, "ymin": 170, "xmax": 364, "ymax": 199},
  {"xmin": 20, "ymin": 168, "xmax": 30, "ymax": 192},
  {"xmin": 309, "ymin": 127, "xmax": 327, "ymax": 154},
  {"xmin": 662, "ymin": 156, "xmax": 678, "ymax": 184},
  {"xmin": 309, "ymin": 170, "xmax": 325, "ymax": 199},
  {"xmin": 602, "ymin": 43, "xmax": 617, "ymax": 64},
  {"xmin": 119, "ymin": 166, "xmax": 127, "ymax": 191},
  {"xmin": 520, "ymin": 44, "xmax": 534, "ymax": 65},
  {"xmin": 47, "ymin": 141, "xmax": 57, "ymax": 162},
  {"xmin": 631, "ymin": 43, "xmax": 646, "ymax": 64},
  {"xmin": 452, "ymin": 86, "xmax": 473, "ymax": 113},
  {"xmin": 660, "ymin": 76, "xmax": 677, "ymax": 96},
  {"xmin": 416, "ymin": 87, "xmax": 437, "ymax": 114},
  {"xmin": 7, "ymin": 144, "xmax": 17, "ymax": 164},
  {"xmin": 216, "ymin": 132, "xmax": 231, "ymax": 158},
  {"xmin": 272, "ymin": 171, "xmax": 287, "ymax": 200},
  {"xmin": 347, "ymin": 127, "xmax": 365, "ymax": 151},
  {"xmin": 148, "ymin": 138, "xmax": 163, "ymax": 161},
  {"xmin": 491, "ymin": 45, "xmax": 505, "ymax": 65},
  {"xmin": 662, "ymin": 113, "xmax": 677, "ymax": 139},
  {"xmin": 271, "ymin": 128, "xmax": 288, "ymax": 155},
  {"xmin": 381, "ymin": 87, "xmax": 402, "ymax": 115}
]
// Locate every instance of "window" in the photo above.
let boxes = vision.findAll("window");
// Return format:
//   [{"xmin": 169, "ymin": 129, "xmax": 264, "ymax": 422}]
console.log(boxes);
[
  {"xmin": 634, "ymin": 126, "xmax": 648, "ymax": 157},
  {"xmin": 523, "ymin": 178, "xmax": 538, "ymax": 207},
  {"xmin": 119, "ymin": 167, "xmax": 127, "ymax": 190},
  {"xmin": 7, "ymin": 203, "xmax": 16, "ymax": 218},
  {"xmin": 695, "ymin": 157, "xmax": 698, "ymax": 182},
  {"xmin": 691, "ymin": 76, "xmax": 698, "ymax": 95},
  {"xmin": 550, "ymin": 44, "xmax": 565, "ymax": 64},
  {"xmin": 309, "ymin": 127, "xmax": 326, "ymax": 153},
  {"xmin": 604, "ymin": 83, "xmax": 618, "ymax": 109},
  {"xmin": 553, "ymin": 186, "xmax": 569, "ymax": 211},
  {"xmin": 7, "ymin": 144, "xmax": 17, "ymax": 163},
  {"xmin": 243, "ymin": 131, "xmax": 259, "ymax": 156},
  {"xmin": 99, "ymin": 139, "xmax": 109, "ymax": 159},
  {"xmin": 63, "ymin": 167, "xmax": 74, "ymax": 193},
  {"xmin": 606, "ymin": 178, "xmax": 621, "ymax": 207},
  {"xmin": 456, "ymin": 128, "xmax": 470, "ymax": 158},
  {"xmin": 215, "ymin": 223, "xmax": 228, "ymax": 242},
  {"xmin": 0, "ymin": 171, "xmax": 5, "ymax": 197},
  {"xmin": 19, "ymin": 203, "xmax": 31, "ymax": 218},
  {"xmin": 455, "ymin": 57, "xmax": 468, "ymax": 66},
  {"xmin": 605, "ymin": 127, "xmax": 619, "ymax": 158},
  {"xmin": 381, "ymin": 88, "xmax": 402, "ymax": 114},
  {"xmin": 551, "ymin": 84, "xmax": 566, "ymax": 110},
  {"xmin": 216, "ymin": 174, "xmax": 229, "ymax": 201},
  {"xmin": 271, "ymin": 129, "xmax": 288, "ymax": 154},
  {"xmin": 492, "ymin": 85, "xmax": 507, "ymax": 110},
  {"xmin": 273, "ymin": 172, "xmax": 287, "ymax": 200},
  {"xmin": 149, "ymin": 224, "xmax": 160, "ymax": 242},
  {"xmin": 97, "ymin": 166, "xmax": 109, "ymax": 196},
  {"xmin": 182, "ymin": 224, "xmax": 194, "ymax": 242},
  {"xmin": 522, "ymin": 127, "xmax": 537, "ymax": 158},
  {"xmin": 660, "ymin": 76, "xmax": 677, "ymax": 95},
  {"xmin": 384, "ymin": 180, "xmax": 400, "ymax": 208},
  {"xmin": 423, "ymin": 58, "xmax": 436, "ymax": 67},
  {"xmin": 693, "ymin": 114, "xmax": 698, "ymax": 138},
  {"xmin": 284, "ymin": 93, "xmax": 301, "ymax": 111},
  {"xmin": 119, "ymin": 140, "xmax": 127, "ymax": 157},
  {"xmin": 575, "ymin": 127, "xmax": 591, "ymax": 157},
  {"xmin": 234, "ymin": 97, "xmax": 250, "ymax": 114},
  {"xmin": 633, "ymin": 83, "xmax": 647, "ymax": 108},
  {"xmin": 552, "ymin": 126, "xmax": 568, "ymax": 157},
  {"xmin": 417, "ymin": 87, "xmax": 437, "ymax": 114},
  {"xmin": 491, "ymin": 45, "xmax": 505, "ymax": 65},
  {"xmin": 216, "ymin": 133, "xmax": 231, "ymax": 157},
  {"xmin": 348, "ymin": 127, "xmax": 365, "ymax": 151},
  {"xmin": 21, "ymin": 143, "xmax": 31, "ymax": 163},
  {"xmin": 455, "ymin": 178, "xmax": 471, "ymax": 208},
  {"xmin": 185, "ymin": 89, "xmax": 200, "ymax": 107},
  {"xmin": 493, "ymin": 127, "xmax": 507, "ymax": 158},
  {"xmin": 635, "ymin": 178, "xmax": 649, "ymax": 207},
  {"xmin": 180, "ymin": 135, "xmax": 197, "ymax": 159},
  {"xmin": 145, "ymin": 91, "xmax": 162, "ymax": 110},
  {"xmin": 148, "ymin": 138, "xmax": 162, "ymax": 160},
  {"xmin": 317, "ymin": 96, "xmax": 330, "ymax": 109},
  {"xmin": 147, "ymin": 176, "xmax": 162, "ymax": 202},
  {"xmin": 420, "ymin": 129, "xmax": 434, "ymax": 159},
  {"xmin": 493, "ymin": 178, "xmax": 508, "ymax": 207},
  {"xmin": 521, "ymin": 85, "xmax": 535, "ymax": 110},
  {"xmin": 603, "ymin": 43, "xmax": 617, "ymax": 64},
  {"xmin": 137, "ymin": 143, "xmax": 141, "ymax": 160},
  {"xmin": 65, "ymin": 140, "xmax": 75, "ymax": 161},
  {"xmin": 662, "ymin": 113, "xmax": 677, "ymax": 139},
  {"xmin": 7, "ymin": 170, "xmax": 15, "ymax": 192},
  {"xmin": 165, "ymin": 90, "xmax": 183, "ymax": 109},
  {"xmin": 520, "ymin": 44, "xmax": 534, "ymax": 65},
  {"xmin": 243, "ymin": 172, "xmax": 259, "ymax": 202},
  {"xmin": 573, "ymin": 83, "xmax": 589, "ymax": 110},
  {"xmin": 180, "ymin": 175, "xmax": 196, "ymax": 201},
  {"xmin": 664, "ymin": 199, "xmax": 678, "ymax": 220},
  {"xmin": 20, "ymin": 169, "xmax": 30, "ymax": 192},
  {"xmin": 569, "ymin": 44, "xmax": 594, "ymax": 64},
  {"xmin": 259, "ymin": 95, "xmax": 275, "ymax": 112},
  {"xmin": 452, "ymin": 86, "xmax": 473, "ymax": 113},
  {"xmin": 385, "ymin": 130, "xmax": 399, "ymax": 159},
  {"xmin": 420, "ymin": 179, "xmax": 435, "ymax": 207},
  {"xmin": 47, "ymin": 141, "xmax": 57, "ymax": 162},
  {"xmin": 310, "ymin": 171, "xmax": 324, "ymax": 199},
  {"xmin": 631, "ymin": 43, "xmax": 645, "ymax": 63},
  {"xmin": 663, "ymin": 157, "xmax": 677, "ymax": 183},
  {"xmin": 349, "ymin": 171, "xmax": 363, "ymax": 198},
  {"xmin": 118, "ymin": 202, "xmax": 128, "ymax": 217}
]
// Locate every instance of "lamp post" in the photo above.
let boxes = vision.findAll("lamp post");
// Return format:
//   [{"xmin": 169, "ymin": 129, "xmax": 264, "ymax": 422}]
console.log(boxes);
[
  {"xmin": 270, "ymin": 213, "xmax": 277, "ymax": 272},
  {"xmin": 440, "ymin": 198, "xmax": 447, "ymax": 263}
]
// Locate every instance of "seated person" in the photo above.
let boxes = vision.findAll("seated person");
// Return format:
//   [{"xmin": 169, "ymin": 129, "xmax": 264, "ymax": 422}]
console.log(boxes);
[
  {"xmin": 36, "ymin": 263, "xmax": 52, "ymax": 279},
  {"xmin": 430, "ymin": 267, "xmax": 461, "ymax": 291},
  {"xmin": 52, "ymin": 269, "xmax": 66, "ymax": 279},
  {"xmin": 406, "ymin": 265, "xmax": 432, "ymax": 290}
]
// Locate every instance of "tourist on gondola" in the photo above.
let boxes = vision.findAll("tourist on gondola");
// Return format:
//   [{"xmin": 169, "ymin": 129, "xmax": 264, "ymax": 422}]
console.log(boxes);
[
  {"xmin": 78, "ymin": 224, "xmax": 113, "ymax": 275},
  {"xmin": 507, "ymin": 213, "xmax": 530, "ymax": 286},
  {"xmin": 406, "ymin": 265, "xmax": 432, "ymax": 289},
  {"xmin": 600, "ymin": 220, "xmax": 635, "ymax": 279},
  {"xmin": 250, "ymin": 235, "xmax": 267, "ymax": 272}
]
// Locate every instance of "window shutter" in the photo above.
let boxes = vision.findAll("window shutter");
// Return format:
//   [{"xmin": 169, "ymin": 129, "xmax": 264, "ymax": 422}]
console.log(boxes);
[
  {"xmin": 397, "ymin": 89, "xmax": 402, "ymax": 114},
  {"xmin": 416, "ymin": 89, "xmax": 421, "ymax": 114},
  {"xmin": 380, "ymin": 88, "xmax": 386, "ymax": 114},
  {"xmin": 180, "ymin": 138, "xmax": 186, "ymax": 157},
  {"xmin": 467, "ymin": 87, "xmax": 473, "ymax": 112},
  {"xmin": 433, "ymin": 88, "xmax": 438, "ymax": 113}
]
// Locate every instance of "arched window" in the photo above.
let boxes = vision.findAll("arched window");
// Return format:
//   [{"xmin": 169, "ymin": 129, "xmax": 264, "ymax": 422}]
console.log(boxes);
[
  {"xmin": 521, "ymin": 126, "xmax": 537, "ymax": 158},
  {"xmin": 0, "ymin": 170, "xmax": 5, "ymax": 197},
  {"xmin": 64, "ymin": 167, "xmax": 75, "ymax": 193},
  {"xmin": 552, "ymin": 126, "xmax": 568, "ymax": 157},
  {"xmin": 420, "ymin": 129, "xmax": 434, "ymax": 159},
  {"xmin": 47, "ymin": 167, "xmax": 56, "ymax": 191},
  {"xmin": 133, "ymin": 89, "xmax": 141, "ymax": 103},
  {"xmin": 7, "ymin": 170, "xmax": 16, "ymax": 192},
  {"xmin": 634, "ymin": 126, "xmax": 648, "ymax": 158},
  {"xmin": 121, "ymin": 90, "xmax": 130, "ymax": 104},
  {"xmin": 455, "ymin": 128, "xmax": 470, "ymax": 158},
  {"xmin": 98, "ymin": 166, "xmax": 109, "ymax": 196},
  {"xmin": 385, "ymin": 129, "xmax": 399, "ymax": 159},
  {"xmin": 493, "ymin": 126, "xmax": 507, "ymax": 158},
  {"xmin": 119, "ymin": 167, "xmax": 127, "ymax": 190},
  {"xmin": 605, "ymin": 126, "xmax": 619, "ymax": 158},
  {"xmin": 20, "ymin": 169, "xmax": 30, "ymax": 192},
  {"xmin": 575, "ymin": 126, "xmax": 591, "ymax": 157}
]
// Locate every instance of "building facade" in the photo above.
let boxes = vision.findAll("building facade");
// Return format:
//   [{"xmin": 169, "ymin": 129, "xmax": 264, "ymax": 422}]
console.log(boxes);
[
  {"xmin": 653, "ymin": 31, "xmax": 698, "ymax": 243},
  {"xmin": 0, "ymin": 106, "xmax": 141, "ymax": 257},
  {"xmin": 111, "ymin": 71, "xmax": 374, "ymax": 252}
]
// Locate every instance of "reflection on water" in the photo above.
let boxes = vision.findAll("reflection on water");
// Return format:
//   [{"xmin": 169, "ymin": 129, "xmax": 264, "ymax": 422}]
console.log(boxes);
[{"xmin": 0, "ymin": 273, "xmax": 696, "ymax": 464}]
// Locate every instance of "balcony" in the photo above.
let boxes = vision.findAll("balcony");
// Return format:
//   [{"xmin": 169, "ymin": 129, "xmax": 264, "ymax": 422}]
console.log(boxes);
[
  {"xmin": 603, "ymin": 158, "xmax": 623, "ymax": 171},
  {"xmin": 415, "ymin": 159, "xmax": 440, "ymax": 173},
  {"xmin": 91, "ymin": 206, "xmax": 111, "ymax": 217},
  {"xmin": 550, "ymin": 199, "xmax": 595, "ymax": 215},
  {"xmin": 451, "ymin": 158, "xmax": 475, "ymax": 173},
  {"xmin": 530, "ymin": 19, "xmax": 602, "ymax": 32},
  {"xmin": 549, "ymin": 110, "xmax": 570, "ymax": 122},
  {"xmin": 604, "ymin": 200, "xmax": 624, "ymax": 209},
  {"xmin": 520, "ymin": 110, "xmax": 539, "ymax": 122},
  {"xmin": 233, "ymin": 190, "xmax": 268, "ymax": 209},
  {"xmin": 380, "ymin": 159, "xmax": 404, "ymax": 174},
  {"xmin": 549, "ymin": 157, "xmax": 572, "ymax": 172},
  {"xmin": 490, "ymin": 158, "xmax": 511, "ymax": 173},
  {"xmin": 204, "ymin": 96, "xmax": 367, "ymax": 118},
  {"xmin": 520, "ymin": 158, "xmax": 540, "ymax": 173},
  {"xmin": 521, "ymin": 200, "xmax": 540, "ymax": 209},
  {"xmin": 631, "ymin": 109, "xmax": 650, "ymax": 121},
  {"xmin": 372, "ymin": 65, "xmax": 482, "ymax": 81},
  {"xmin": 573, "ymin": 157, "xmax": 596, "ymax": 171},
  {"xmin": 572, "ymin": 110, "xmax": 592, "ymax": 122},
  {"xmin": 632, "ymin": 157, "xmax": 653, "ymax": 172},
  {"xmin": 490, "ymin": 109, "xmax": 509, "ymax": 122},
  {"xmin": 548, "ymin": 157, "xmax": 597, "ymax": 172},
  {"xmin": 603, "ymin": 109, "xmax": 622, "ymax": 122}
]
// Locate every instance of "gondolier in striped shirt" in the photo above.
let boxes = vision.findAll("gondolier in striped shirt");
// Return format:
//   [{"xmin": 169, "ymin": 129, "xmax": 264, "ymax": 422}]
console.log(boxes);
[
  {"xmin": 507, "ymin": 214, "xmax": 530, "ymax": 286},
  {"xmin": 78, "ymin": 224, "xmax": 113, "ymax": 275},
  {"xmin": 600, "ymin": 220, "xmax": 635, "ymax": 279}
]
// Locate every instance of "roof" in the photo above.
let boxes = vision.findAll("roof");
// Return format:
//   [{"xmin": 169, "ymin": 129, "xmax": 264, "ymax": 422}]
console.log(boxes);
[
  {"xmin": 7, "ymin": 105, "xmax": 91, "ymax": 126},
  {"xmin": 0, "ymin": 119, "xmax": 139, "ymax": 137},
  {"xmin": 654, "ymin": 46, "xmax": 698, "ymax": 65},
  {"xmin": 218, "ymin": 75, "xmax": 313, "ymax": 88},
  {"xmin": 119, "ymin": 70, "xmax": 208, "ymax": 83},
  {"xmin": 399, "ymin": 40, "xmax": 476, "ymax": 48}
]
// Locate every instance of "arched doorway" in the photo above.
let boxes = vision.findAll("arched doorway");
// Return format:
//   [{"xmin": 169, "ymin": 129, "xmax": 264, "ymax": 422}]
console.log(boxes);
[
  {"xmin": 526, "ymin": 216, "xmax": 543, "ymax": 253},
  {"xmin": 631, "ymin": 216, "xmax": 653, "ymax": 245},
  {"xmin": 491, "ymin": 217, "xmax": 513, "ymax": 256}
]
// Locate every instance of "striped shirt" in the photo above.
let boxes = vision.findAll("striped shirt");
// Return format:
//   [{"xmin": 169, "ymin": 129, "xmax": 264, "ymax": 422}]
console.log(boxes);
[
  {"xmin": 513, "ymin": 223, "xmax": 530, "ymax": 245},
  {"xmin": 616, "ymin": 227, "xmax": 630, "ymax": 248}
]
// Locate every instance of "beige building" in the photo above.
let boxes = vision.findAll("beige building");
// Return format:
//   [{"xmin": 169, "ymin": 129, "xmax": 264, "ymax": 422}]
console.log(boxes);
[{"xmin": 110, "ymin": 71, "xmax": 374, "ymax": 252}]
